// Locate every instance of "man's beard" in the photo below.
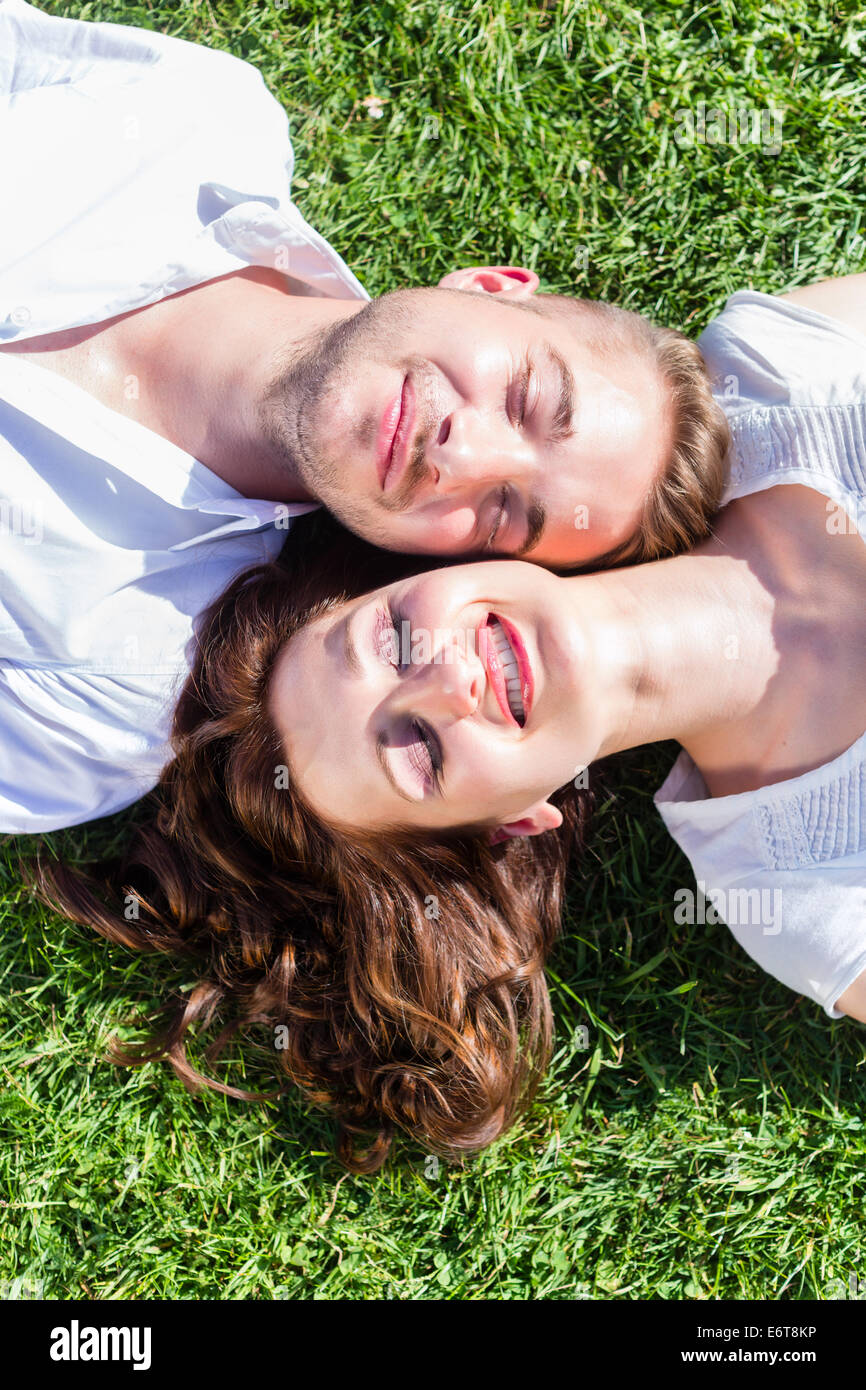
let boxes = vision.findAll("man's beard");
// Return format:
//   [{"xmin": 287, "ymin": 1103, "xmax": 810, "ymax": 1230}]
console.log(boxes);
[
  {"xmin": 255, "ymin": 288, "xmax": 436, "ymax": 542},
  {"xmin": 258, "ymin": 299, "xmax": 376, "ymax": 499}
]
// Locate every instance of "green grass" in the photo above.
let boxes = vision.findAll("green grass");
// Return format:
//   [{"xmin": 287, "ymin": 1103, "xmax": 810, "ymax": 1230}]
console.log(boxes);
[{"xmin": 2, "ymin": 0, "xmax": 866, "ymax": 1301}]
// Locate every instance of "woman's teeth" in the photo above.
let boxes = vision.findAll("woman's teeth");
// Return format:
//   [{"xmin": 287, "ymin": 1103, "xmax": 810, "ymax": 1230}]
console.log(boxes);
[{"xmin": 488, "ymin": 618, "xmax": 526, "ymax": 726}]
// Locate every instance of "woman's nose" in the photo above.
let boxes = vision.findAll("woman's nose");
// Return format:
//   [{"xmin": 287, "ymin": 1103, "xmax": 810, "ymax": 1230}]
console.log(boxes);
[{"xmin": 394, "ymin": 647, "xmax": 482, "ymax": 720}]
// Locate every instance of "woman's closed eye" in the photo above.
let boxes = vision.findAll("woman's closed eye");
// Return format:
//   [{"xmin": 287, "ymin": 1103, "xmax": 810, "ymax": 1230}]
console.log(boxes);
[
  {"xmin": 402, "ymin": 718, "xmax": 443, "ymax": 795},
  {"xmin": 371, "ymin": 605, "xmax": 444, "ymax": 796},
  {"xmin": 373, "ymin": 603, "xmax": 411, "ymax": 670},
  {"xmin": 389, "ymin": 604, "xmax": 411, "ymax": 672}
]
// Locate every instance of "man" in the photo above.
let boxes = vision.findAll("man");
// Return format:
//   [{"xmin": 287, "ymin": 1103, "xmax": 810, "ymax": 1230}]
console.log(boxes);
[
  {"xmin": 0, "ymin": 0, "xmax": 727, "ymax": 831},
  {"xmin": 1, "ymin": 0, "xmax": 729, "ymax": 568}
]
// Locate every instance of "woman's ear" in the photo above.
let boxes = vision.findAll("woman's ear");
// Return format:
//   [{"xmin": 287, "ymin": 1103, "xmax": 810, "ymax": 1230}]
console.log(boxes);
[
  {"xmin": 488, "ymin": 799, "xmax": 563, "ymax": 845},
  {"xmin": 437, "ymin": 264, "xmax": 540, "ymax": 299}
]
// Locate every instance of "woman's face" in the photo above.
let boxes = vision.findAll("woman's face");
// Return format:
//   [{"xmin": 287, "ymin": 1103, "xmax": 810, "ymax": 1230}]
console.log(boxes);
[{"xmin": 268, "ymin": 561, "xmax": 605, "ymax": 835}]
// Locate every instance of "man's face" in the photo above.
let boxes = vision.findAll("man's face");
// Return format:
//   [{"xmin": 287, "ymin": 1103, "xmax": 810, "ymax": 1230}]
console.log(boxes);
[{"xmin": 264, "ymin": 284, "xmax": 670, "ymax": 566}]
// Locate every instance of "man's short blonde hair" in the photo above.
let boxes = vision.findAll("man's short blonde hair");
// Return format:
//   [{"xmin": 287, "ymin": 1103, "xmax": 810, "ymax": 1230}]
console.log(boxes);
[{"xmin": 523, "ymin": 293, "xmax": 731, "ymax": 569}]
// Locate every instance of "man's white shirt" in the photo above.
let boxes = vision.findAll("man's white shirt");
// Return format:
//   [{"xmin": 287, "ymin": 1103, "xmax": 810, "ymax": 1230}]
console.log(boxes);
[{"xmin": 0, "ymin": 0, "xmax": 369, "ymax": 832}]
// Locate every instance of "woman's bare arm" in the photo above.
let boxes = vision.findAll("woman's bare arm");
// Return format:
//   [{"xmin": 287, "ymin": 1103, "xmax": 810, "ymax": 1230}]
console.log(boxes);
[
  {"xmin": 778, "ymin": 273, "xmax": 866, "ymax": 338},
  {"xmin": 835, "ymin": 968, "xmax": 866, "ymax": 1024}
]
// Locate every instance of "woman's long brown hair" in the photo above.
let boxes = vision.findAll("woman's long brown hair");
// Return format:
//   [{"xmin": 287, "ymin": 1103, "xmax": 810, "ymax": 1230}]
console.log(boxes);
[{"xmin": 23, "ymin": 515, "xmax": 590, "ymax": 1173}]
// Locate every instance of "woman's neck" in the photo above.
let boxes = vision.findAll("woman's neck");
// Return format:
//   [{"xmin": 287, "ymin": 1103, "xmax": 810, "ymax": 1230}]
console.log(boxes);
[{"xmin": 563, "ymin": 538, "xmax": 780, "ymax": 762}]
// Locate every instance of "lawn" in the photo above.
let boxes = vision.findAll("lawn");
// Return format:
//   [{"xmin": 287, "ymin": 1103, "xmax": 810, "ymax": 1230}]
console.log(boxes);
[{"xmin": 1, "ymin": 0, "xmax": 865, "ymax": 1301}]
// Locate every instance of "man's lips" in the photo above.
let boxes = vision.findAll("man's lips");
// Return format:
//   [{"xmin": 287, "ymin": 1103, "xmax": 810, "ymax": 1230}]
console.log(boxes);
[
  {"xmin": 377, "ymin": 384, "xmax": 402, "ymax": 490},
  {"xmin": 379, "ymin": 374, "xmax": 416, "ymax": 494},
  {"xmin": 479, "ymin": 614, "xmax": 535, "ymax": 727}
]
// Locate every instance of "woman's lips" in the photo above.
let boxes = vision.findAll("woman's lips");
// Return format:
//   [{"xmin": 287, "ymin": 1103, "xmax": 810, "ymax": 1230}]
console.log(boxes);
[
  {"xmin": 495, "ymin": 612, "xmax": 534, "ymax": 721},
  {"xmin": 380, "ymin": 375, "xmax": 416, "ymax": 494},
  {"xmin": 479, "ymin": 614, "xmax": 535, "ymax": 727}
]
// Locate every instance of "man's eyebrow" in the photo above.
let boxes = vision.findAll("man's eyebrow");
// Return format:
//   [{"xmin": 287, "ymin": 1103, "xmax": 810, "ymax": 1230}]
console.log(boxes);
[
  {"xmin": 375, "ymin": 732, "xmax": 415, "ymax": 803},
  {"xmin": 543, "ymin": 341, "xmax": 577, "ymax": 442},
  {"xmin": 510, "ymin": 342, "xmax": 575, "ymax": 556},
  {"xmin": 515, "ymin": 497, "xmax": 547, "ymax": 556}
]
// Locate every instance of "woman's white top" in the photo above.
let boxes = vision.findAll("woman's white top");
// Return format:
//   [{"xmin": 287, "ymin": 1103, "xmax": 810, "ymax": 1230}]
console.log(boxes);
[
  {"xmin": 654, "ymin": 291, "xmax": 866, "ymax": 1018},
  {"xmin": 0, "ymin": 0, "xmax": 368, "ymax": 834}
]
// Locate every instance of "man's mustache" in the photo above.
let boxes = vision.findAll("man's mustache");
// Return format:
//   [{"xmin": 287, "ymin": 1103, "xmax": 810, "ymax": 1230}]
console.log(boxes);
[{"xmin": 381, "ymin": 365, "xmax": 439, "ymax": 512}]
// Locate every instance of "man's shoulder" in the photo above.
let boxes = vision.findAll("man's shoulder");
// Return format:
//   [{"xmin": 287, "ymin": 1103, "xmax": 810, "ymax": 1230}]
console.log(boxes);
[{"xmin": 0, "ymin": 0, "xmax": 271, "ymax": 98}]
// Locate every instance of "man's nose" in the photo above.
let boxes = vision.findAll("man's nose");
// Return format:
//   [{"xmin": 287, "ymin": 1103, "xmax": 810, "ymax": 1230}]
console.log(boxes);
[
  {"xmin": 392, "ymin": 646, "xmax": 482, "ymax": 721},
  {"xmin": 431, "ymin": 406, "xmax": 533, "ymax": 492}
]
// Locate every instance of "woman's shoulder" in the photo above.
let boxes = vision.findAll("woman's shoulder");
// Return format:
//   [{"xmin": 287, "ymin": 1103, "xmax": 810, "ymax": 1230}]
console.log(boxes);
[
  {"xmin": 654, "ymin": 741, "xmax": 866, "ymax": 1022},
  {"xmin": 697, "ymin": 288, "xmax": 866, "ymax": 410},
  {"xmin": 654, "ymin": 731, "xmax": 866, "ymax": 875}
]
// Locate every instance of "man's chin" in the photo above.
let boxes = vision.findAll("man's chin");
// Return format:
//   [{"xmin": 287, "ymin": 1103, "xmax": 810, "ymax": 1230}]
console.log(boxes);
[{"xmin": 343, "ymin": 516, "xmax": 449, "ymax": 557}]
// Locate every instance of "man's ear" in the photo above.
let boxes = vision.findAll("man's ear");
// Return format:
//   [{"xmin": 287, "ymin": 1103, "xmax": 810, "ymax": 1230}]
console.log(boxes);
[
  {"xmin": 488, "ymin": 799, "xmax": 563, "ymax": 846},
  {"xmin": 438, "ymin": 264, "xmax": 540, "ymax": 300}
]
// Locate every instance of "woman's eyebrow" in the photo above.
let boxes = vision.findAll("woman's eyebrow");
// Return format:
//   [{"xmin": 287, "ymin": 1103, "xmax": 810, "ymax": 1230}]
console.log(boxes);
[
  {"xmin": 343, "ymin": 612, "xmax": 362, "ymax": 676},
  {"xmin": 375, "ymin": 732, "xmax": 416, "ymax": 803}
]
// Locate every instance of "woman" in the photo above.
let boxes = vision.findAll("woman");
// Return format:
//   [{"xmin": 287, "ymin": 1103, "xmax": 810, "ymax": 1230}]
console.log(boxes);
[
  {"xmin": 26, "ymin": 519, "xmax": 593, "ymax": 1173},
  {"xmin": 28, "ymin": 283, "xmax": 866, "ymax": 1170}
]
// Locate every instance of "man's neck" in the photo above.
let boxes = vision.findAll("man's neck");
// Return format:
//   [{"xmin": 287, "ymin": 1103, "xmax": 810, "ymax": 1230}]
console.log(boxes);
[{"xmin": 104, "ymin": 267, "xmax": 365, "ymax": 500}]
